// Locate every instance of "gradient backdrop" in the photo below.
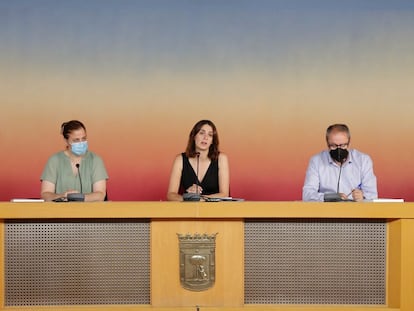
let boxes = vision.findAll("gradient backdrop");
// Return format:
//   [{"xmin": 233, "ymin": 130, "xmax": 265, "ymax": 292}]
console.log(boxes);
[{"xmin": 1, "ymin": 0, "xmax": 414, "ymax": 201}]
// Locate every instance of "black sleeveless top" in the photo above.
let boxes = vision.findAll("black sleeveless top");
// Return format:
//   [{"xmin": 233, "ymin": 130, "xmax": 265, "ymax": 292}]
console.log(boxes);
[{"xmin": 179, "ymin": 153, "xmax": 219, "ymax": 195}]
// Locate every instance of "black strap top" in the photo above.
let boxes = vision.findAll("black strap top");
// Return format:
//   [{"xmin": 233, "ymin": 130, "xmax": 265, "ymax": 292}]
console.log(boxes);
[{"xmin": 179, "ymin": 153, "xmax": 219, "ymax": 195}]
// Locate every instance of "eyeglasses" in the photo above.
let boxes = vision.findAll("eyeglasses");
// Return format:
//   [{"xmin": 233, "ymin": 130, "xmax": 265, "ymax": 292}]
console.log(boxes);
[{"xmin": 328, "ymin": 143, "xmax": 348, "ymax": 149}]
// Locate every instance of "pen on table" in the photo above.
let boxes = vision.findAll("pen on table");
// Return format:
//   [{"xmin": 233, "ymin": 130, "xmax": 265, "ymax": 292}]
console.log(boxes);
[{"xmin": 347, "ymin": 183, "xmax": 362, "ymax": 197}]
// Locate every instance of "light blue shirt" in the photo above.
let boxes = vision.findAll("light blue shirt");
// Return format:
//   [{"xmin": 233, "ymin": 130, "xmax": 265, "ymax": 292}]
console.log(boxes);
[{"xmin": 302, "ymin": 149, "xmax": 378, "ymax": 202}]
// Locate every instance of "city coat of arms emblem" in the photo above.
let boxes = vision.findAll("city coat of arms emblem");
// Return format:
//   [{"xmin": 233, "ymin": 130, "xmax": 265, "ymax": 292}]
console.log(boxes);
[{"xmin": 177, "ymin": 233, "xmax": 218, "ymax": 291}]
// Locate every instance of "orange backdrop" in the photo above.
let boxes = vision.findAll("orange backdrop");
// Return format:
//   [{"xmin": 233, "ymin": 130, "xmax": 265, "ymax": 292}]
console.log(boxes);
[{"xmin": 1, "ymin": 1, "xmax": 414, "ymax": 201}]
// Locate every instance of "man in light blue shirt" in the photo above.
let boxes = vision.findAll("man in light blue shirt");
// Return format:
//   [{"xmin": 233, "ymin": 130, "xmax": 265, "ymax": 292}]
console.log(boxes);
[{"xmin": 303, "ymin": 124, "xmax": 377, "ymax": 202}]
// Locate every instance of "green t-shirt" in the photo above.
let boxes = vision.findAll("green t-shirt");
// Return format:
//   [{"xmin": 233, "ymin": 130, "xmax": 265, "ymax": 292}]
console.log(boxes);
[{"xmin": 41, "ymin": 151, "xmax": 108, "ymax": 194}]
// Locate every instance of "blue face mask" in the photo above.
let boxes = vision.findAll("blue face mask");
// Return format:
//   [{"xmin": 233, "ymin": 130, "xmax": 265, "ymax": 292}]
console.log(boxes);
[{"xmin": 71, "ymin": 141, "xmax": 88, "ymax": 156}]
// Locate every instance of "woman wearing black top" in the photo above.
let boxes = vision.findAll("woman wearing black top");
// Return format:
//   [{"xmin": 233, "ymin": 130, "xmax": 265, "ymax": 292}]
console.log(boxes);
[{"xmin": 167, "ymin": 120, "xmax": 230, "ymax": 201}]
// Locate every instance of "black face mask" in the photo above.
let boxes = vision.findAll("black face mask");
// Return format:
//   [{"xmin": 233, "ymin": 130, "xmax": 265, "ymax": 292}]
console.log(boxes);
[{"xmin": 329, "ymin": 148, "xmax": 348, "ymax": 164}]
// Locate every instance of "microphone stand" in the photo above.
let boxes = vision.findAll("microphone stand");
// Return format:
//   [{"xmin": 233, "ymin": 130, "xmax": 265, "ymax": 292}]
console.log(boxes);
[
  {"xmin": 67, "ymin": 163, "xmax": 85, "ymax": 201},
  {"xmin": 324, "ymin": 157, "xmax": 346, "ymax": 202},
  {"xmin": 195, "ymin": 152, "xmax": 200, "ymax": 198},
  {"xmin": 76, "ymin": 163, "xmax": 83, "ymax": 194},
  {"xmin": 336, "ymin": 163, "xmax": 343, "ymax": 193},
  {"xmin": 183, "ymin": 152, "xmax": 201, "ymax": 201}
]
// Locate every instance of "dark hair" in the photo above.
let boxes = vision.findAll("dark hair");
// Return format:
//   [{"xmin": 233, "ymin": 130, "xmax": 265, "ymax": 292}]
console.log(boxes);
[
  {"xmin": 325, "ymin": 123, "xmax": 351, "ymax": 143},
  {"xmin": 185, "ymin": 120, "xmax": 220, "ymax": 161},
  {"xmin": 60, "ymin": 120, "xmax": 86, "ymax": 139}
]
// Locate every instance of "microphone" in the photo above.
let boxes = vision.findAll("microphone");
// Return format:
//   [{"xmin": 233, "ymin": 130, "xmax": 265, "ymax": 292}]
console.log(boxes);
[
  {"xmin": 195, "ymin": 152, "xmax": 200, "ymax": 196},
  {"xmin": 335, "ymin": 150, "xmax": 349, "ymax": 194},
  {"xmin": 183, "ymin": 152, "xmax": 201, "ymax": 201},
  {"xmin": 336, "ymin": 163, "xmax": 343, "ymax": 193},
  {"xmin": 324, "ymin": 148, "xmax": 350, "ymax": 202},
  {"xmin": 76, "ymin": 163, "xmax": 82, "ymax": 194},
  {"xmin": 67, "ymin": 163, "xmax": 85, "ymax": 201}
]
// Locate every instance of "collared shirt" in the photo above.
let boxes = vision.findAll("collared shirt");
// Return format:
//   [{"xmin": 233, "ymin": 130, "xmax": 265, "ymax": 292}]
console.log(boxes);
[{"xmin": 302, "ymin": 149, "xmax": 378, "ymax": 202}]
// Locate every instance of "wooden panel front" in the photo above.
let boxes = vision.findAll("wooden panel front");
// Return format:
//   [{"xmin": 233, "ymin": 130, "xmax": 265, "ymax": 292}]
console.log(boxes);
[
  {"xmin": 0, "ymin": 202, "xmax": 414, "ymax": 311},
  {"xmin": 387, "ymin": 219, "xmax": 402, "ymax": 308},
  {"xmin": 400, "ymin": 219, "xmax": 414, "ymax": 310},
  {"xmin": 0, "ymin": 221, "xmax": 4, "ymax": 308},
  {"xmin": 151, "ymin": 220, "xmax": 244, "ymax": 307}
]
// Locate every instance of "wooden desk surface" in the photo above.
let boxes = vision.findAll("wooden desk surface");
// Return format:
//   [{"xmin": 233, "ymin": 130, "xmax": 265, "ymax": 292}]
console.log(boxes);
[{"xmin": 0, "ymin": 201, "xmax": 413, "ymax": 219}]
